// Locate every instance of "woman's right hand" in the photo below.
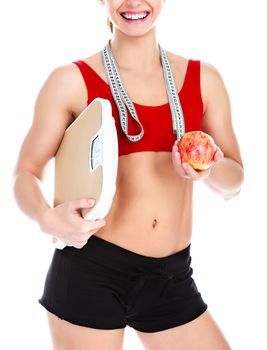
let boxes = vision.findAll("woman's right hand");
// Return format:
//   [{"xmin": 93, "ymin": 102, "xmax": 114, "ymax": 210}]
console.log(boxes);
[{"xmin": 39, "ymin": 198, "xmax": 106, "ymax": 249}]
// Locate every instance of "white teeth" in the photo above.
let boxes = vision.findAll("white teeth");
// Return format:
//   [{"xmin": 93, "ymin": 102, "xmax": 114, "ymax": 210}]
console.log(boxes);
[{"xmin": 122, "ymin": 12, "xmax": 148, "ymax": 20}]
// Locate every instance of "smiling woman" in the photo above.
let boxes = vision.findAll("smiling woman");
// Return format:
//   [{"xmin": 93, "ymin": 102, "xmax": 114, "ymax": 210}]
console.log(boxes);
[
  {"xmin": 13, "ymin": 0, "xmax": 243, "ymax": 349},
  {"xmin": 120, "ymin": 11, "xmax": 150, "ymax": 21},
  {"xmin": 103, "ymin": 0, "xmax": 165, "ymax": 35},
  {"xmin": 108, "ymin": 11, "xmax": 152, "ymax": 33}
]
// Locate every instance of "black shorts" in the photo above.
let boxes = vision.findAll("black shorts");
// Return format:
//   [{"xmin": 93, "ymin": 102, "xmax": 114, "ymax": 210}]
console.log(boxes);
[{"xmin": 38, "ymin": 235, "xmax": 208, "ymax": 333}]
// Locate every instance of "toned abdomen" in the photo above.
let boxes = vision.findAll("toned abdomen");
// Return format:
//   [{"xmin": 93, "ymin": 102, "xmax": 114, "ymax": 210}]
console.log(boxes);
[{"xmin": 94, "ymin": 151, "xmax": 193, "ymax": 257}]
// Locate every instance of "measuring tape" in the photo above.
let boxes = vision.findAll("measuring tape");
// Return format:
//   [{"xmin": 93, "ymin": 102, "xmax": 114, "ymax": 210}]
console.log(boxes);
[{"xmin": 102, "ymin": 39, "xmax": 185, "ymax": 142}]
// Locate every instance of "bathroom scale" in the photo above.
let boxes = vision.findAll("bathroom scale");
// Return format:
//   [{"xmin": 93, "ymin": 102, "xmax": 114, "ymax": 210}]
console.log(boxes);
[{"xmin": 52, "ymin": 97, "xmax": 118, "ymax": 249}]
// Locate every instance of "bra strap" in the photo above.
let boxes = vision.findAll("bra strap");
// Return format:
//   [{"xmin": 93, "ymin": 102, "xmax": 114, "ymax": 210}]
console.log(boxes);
[
  {"xmin": 72, "ymin": 60, "xmax": 91, "ymax": 104},
  {"xmin": 184, "ymin": 60, "xmax": 203, "ymax": 106}
]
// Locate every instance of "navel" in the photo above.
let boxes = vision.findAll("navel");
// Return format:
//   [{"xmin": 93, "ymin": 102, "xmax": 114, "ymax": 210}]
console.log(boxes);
[{"xmin": 152, "ymin": 219, "xmax": 158, "ymax": 228}]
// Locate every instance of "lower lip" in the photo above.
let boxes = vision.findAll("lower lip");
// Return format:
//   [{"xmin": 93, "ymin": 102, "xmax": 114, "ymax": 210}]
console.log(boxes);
[{"xmin": 120, "ymin": 13, "xmax": 150, "ymax": 24}]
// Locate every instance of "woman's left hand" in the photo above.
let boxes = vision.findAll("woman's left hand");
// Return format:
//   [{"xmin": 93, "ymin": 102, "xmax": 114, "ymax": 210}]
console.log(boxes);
[{"xmin": 171, "ymin": 139, "xmax": 224, "ymax": 181}]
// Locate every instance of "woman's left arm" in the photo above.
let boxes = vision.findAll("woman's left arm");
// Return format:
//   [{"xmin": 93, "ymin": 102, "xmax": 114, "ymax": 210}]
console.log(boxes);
[{"xmin": 172, "ymin": 62, "xmax": 244, "ymax": 200}]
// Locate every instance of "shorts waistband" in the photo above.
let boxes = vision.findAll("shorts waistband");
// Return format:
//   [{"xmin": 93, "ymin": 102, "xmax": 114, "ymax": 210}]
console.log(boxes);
[{"xmin": 74, "ymin": 234, "xmax": 192, "ymax": 275}]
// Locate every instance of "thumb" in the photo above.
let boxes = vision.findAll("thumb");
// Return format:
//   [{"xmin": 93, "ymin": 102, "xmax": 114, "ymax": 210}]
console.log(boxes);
[
  {"xmin": 214, "ymin": 147, "xmax": 224, "ymax": 162},
  {"xmin": 69, "ymin": 198, "xmax": 95, "ymax": 211}
]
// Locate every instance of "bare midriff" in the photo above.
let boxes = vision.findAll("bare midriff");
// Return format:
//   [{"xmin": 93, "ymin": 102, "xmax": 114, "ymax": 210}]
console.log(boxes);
[
  {"xmin": 72, "ymin": 51, "xmax": 194, "ymax": 258},
  {"xmin": 94, "ymin": 151, "xmax": 193, "ymax": 258}
]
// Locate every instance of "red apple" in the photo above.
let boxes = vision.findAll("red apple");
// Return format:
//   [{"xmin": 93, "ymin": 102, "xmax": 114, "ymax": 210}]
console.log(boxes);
[{"xmin": 178, "ymin": 131, "xmax": 217, "ymax": 170}]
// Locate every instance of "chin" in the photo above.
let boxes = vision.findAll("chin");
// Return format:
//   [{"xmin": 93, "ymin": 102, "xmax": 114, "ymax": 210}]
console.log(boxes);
[{"xmin": 116, "ymin": 25, "xmax": 156, "ymax": 38}]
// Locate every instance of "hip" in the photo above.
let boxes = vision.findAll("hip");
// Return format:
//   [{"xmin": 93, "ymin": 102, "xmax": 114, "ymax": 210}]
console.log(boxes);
[{"xmin": 38, "ymin": 234, "xmax": 207, "ymax": 331}]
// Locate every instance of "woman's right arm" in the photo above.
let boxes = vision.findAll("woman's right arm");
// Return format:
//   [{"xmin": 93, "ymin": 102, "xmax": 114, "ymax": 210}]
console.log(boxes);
[{"xmin": 13, "ymin": 64, "xmax": 106, "ymax": 248}]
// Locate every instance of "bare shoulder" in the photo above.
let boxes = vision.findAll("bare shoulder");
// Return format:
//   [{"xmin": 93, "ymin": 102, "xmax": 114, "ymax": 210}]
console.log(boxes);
[
  {"xmin": 200, "ymin": 61, "xmax": 225, "ymax": 88},
  {"xmin": 46, "ymin": 62, "xmax": 82, "ymax": 93},
  {"xmin": 13, "ymin": 60, "xmax": 92, "ymax": 180},
  {"xmin": 38, "ymin": 62, "xmax": 87, "ymax": 115},
  {"xmin": 199, "ymin": 61, "xmax": 228, "ymax": 111},
  {"xmin": 42, "ymin": 53, "xmax": 103, "ymax": 116},
  {"xmin": 82, "ymin": 51, "xmax": 102, "ymax": 67},
  {"xmin": 43, "ymin": 51, "xmax": 106, "ymax": 117},
  {"xmin": 166, "ymin": 50, "xmax": 189, "ymax": 74},
  {"xmin": 32, "ymin": 62, "xmax": 86, "ymax": 131},
  {"xmin": 51, "ymin": 61, "xmax": 91, "ymax": 115},
  {"xmin": 81, "ymin": 50, "xmax": 108, "ymax": 82},
  {"xmin": 167, "ymin": 51, "xmax": 223, "ymax": 82},
  {"xmin": 160, "ymin": 51, "xmax": 227, "ymax": 111}
]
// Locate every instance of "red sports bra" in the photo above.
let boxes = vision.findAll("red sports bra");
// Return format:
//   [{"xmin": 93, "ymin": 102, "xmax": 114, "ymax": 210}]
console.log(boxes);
[{"xmin": 72, "ymin": 59, "xmax": 203, "ymax": 156}]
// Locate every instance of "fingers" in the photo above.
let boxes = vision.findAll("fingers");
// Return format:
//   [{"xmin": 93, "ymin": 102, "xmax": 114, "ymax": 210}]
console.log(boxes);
[
  {"xmin": 60, "ymin": 216, "xmax": 106, "ymax": 248},
  {"xmin": 214, "ymin": 147, "xmax": 224, "ymax": 162},
  {"xmin": 180, "ymin": 162, "xmax": 200, "ymax": 180},
  {"xmin": 76, "ymin": 218, "xmax": 105, "ymax": 233},
  {"xmin": 87, "ymin": 219, "xmax": 106, "ymax": 231},
  {"xmin": 73, "ymin": 230, "xmax": 99, "ymax": 249},
  {"xmin": 73, "ymin": 241, "xmax": 87, "ymax": 249},
  {"xmin": 89, "ymin": 228, "xmax": 99, "ymax": 235},
  {"xmin": 73, "ymin": 221, "xmax": 105, "ymax": 248},
  {"xmin": 172, "ymin": 140, "xmax": 211, "ymax": 180},
  {"xmin": 68, "ymin": 198, "xmax": 96, "ymax": 211},
  {"xmin": 172, "ymin": 142, "xmax": 190, "ymax": 179}
]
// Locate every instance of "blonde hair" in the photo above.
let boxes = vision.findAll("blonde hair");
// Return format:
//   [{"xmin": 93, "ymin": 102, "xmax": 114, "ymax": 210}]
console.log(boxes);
[{"xmin": 107, "ymin": 17, "xmax": 113, "ymax": 33}]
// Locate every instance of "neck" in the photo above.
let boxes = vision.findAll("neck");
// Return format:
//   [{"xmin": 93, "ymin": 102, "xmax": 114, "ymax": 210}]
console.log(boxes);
[{"xmin": 109, "ymin": 29, "xmax": 161, "ymax": 74}]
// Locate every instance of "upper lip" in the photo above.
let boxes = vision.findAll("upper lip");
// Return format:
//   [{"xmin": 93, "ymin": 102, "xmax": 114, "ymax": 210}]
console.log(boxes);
[{"xmin": 120, "ymin": 11, "xmax": 150, "ymax": 14}]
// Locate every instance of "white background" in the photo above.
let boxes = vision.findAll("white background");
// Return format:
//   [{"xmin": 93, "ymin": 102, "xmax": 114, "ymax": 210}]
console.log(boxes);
[{"xmin": 1, "ymin": 0, "xmax": 266, "ymax": 349}]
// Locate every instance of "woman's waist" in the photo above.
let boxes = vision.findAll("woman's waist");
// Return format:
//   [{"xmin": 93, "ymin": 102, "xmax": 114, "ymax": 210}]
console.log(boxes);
[
  {"xmin": 94, "ymin": 224, "xmax": 192, "ymax": 258},
  {"xmin": 108, "ymin": 186, "xmax": 193, "ymax": 224},
  {"xmin": 94, "ymin": 199, "xmax": 193, "ymax": 257}
]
